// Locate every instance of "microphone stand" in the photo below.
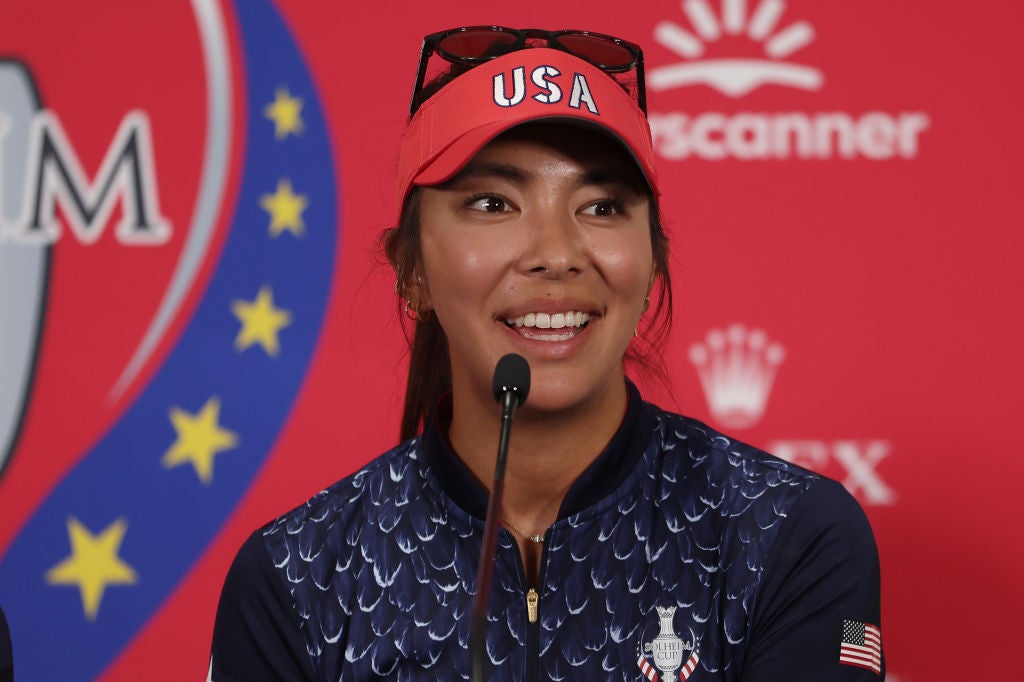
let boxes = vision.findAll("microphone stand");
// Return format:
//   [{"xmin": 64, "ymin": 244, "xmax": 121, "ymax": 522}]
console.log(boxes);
[{"xmin": 470, "ymin": 389, "xmax": 518, "ymax": 682}]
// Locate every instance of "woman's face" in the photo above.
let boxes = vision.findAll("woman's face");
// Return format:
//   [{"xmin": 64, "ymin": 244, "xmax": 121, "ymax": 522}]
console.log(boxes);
[{"xmin": 416, "ymin": 124, "xmax": 655, "ymax": 416}]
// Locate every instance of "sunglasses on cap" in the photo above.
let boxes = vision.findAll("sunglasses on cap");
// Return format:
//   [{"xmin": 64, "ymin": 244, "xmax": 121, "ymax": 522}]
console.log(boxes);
[{"xmin": 410, "ymin": 26, "xmax": 647, "ymax": 115}]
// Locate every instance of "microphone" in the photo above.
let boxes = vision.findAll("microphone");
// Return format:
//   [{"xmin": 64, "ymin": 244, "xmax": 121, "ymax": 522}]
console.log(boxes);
[
  {"xmin": 491, "ymin": 352, "xmax": 530, "ymax": 408},
  {"xmin": 471, "ymin": 353, "xmax": 530, "ymax": 681}
]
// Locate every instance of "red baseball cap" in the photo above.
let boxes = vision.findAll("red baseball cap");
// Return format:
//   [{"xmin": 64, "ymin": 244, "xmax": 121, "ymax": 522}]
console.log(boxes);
[{"xmin": 396, "ymin": 47, "xmax": 659, "ymax": 214}]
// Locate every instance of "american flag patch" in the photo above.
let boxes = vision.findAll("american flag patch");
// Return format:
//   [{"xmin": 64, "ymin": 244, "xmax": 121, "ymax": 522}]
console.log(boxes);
[{"xmin": 839, "ymin": 619, "xmax": 882, "ymax": 674}]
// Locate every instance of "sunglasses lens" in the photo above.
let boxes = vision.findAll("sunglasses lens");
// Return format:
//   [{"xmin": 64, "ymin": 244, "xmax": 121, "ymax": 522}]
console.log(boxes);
[
  {"xmin": 413, "ymin": 27, "xmax": 644, "ymax": 115},
  {"xmin": 557, "ymin": 33, "xmax": 635, "ymax": 70},
  {"xmin": 438, "ymin": 28, "xmax": 519, "ymax": 60}
]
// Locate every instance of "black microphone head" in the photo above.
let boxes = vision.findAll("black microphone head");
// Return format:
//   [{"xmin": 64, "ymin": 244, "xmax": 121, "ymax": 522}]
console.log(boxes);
[{"xmin": 492, "ymin": 353, "xmax": 530, "ymax": 407}]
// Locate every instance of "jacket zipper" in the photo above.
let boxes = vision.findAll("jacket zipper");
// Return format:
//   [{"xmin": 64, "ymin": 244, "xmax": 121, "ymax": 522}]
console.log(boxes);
[
  {"xmin": 526, "ymin": 588, "xmax": 539, "ymax": 623},
  {"xmin": 524, "ymin": 529, "xmax": 549, "ymax": 682}
]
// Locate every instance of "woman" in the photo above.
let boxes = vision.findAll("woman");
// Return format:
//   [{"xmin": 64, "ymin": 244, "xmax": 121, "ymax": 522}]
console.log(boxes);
[{"xmin": 211, "ymin": 27, "xmax": 884, "ymax": 681}]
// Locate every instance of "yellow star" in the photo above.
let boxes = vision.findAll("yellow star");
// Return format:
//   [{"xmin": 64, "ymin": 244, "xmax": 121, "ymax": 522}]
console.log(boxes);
[
  {"xmin": 45, "ymin": 516, "xmax": 138, "ymax": 621},
  {"xmin": 232, "ymin": 285, "xmax": 292, "ymax": 356},
  {"xmin": 259, "ymin": 179, "xmax": 308, "ymax": 237},
  {"xmin": 163, "ymin": 396, "xmax": 239, "ymax": 484},
  {"xmin": 264, "ymin": 87, "xmax": 304, "ymax": 139}
]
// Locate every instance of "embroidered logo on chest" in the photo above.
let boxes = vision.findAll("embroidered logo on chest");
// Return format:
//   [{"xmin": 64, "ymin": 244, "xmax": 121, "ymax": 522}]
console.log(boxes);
[{"xmin": 636, "ymin": 606, "xmax": 700, "ymax": 680}]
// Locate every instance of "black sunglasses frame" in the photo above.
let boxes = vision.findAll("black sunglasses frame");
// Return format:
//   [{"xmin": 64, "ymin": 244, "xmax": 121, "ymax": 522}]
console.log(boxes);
[{"xmin": 410, "ymin": 26, "xmax": 647, "ymax": 115}]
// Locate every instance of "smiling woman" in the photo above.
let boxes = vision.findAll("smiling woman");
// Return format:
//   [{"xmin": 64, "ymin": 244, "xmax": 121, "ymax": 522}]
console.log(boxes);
[
  {"xmin": 417, "ymin": 125, "xmax": 655, "ymax": 427},
  {"xmin": 211, "ymin": 26, "xmax": 884, "ymax": 682}
]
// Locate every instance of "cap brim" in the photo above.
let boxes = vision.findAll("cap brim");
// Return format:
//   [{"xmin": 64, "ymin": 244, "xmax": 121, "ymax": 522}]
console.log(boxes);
[{"xmin": 413, "ymin": 115, "xmax": 652, "ymax": 189}]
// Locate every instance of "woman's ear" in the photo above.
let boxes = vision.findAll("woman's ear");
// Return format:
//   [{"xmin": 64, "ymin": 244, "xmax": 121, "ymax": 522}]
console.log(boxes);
[
  {"xmin": 645, "ymin": 267, "xmax": 658, "ymax": 310},
  {"xmin": 401, "ymin": 268, "xmax": 433, "ymax": 318}
]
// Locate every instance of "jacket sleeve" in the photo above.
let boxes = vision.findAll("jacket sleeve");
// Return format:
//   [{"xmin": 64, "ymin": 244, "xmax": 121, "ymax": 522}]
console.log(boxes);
[
  {"xmin": 209, "ymin": 530, "xmax": 318, "ymax": 681},
  {"xmin": 740, "ymin": 477, "xmax": 885, "ymax": 682}
]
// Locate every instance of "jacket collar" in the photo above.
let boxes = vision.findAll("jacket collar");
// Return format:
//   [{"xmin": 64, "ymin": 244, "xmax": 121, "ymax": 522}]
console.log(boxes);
[{"xmin": 421, "ymin": 380, "xmax": 656, "ymax": 520}]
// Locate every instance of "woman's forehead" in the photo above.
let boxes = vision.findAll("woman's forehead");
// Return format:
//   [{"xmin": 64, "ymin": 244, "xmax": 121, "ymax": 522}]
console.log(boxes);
[{"xmin": 466, "ymin": 122, "xmax": 648, "ymax": 190}]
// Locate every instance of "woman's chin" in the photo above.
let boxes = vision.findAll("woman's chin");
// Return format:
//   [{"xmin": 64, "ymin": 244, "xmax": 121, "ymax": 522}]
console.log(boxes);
[{"xmin": 514, "ymin": 374, "xmax": 626, "ymax": 421}]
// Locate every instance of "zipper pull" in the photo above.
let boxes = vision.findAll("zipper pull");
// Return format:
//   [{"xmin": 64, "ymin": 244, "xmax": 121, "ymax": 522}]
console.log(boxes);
[{"xmin": 526, "ymin": 588, "xmax": 539, "ymax": 624}]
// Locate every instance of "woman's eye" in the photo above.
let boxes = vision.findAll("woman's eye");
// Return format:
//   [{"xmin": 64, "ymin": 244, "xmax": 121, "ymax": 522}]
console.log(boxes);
[
  {"xmin": 582, "ymin": 199, "xmax": 625, "ymax": 217},
  {"xmin": 467, "ymin": 195, "xmax": 509, "ymax": 213}
]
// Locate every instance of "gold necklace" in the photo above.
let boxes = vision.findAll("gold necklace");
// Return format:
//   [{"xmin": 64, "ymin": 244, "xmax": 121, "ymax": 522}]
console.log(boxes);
[{"xmin": 501, "ymin": 519, "xmax": 546, "ymax": 543}]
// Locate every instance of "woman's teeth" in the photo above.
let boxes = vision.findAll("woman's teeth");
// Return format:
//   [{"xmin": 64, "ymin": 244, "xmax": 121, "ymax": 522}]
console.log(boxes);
[
  {"xmin": 505, "ymin": 311, "xmax": 590, "ymax": 340},
  {"xmin": 509, "ymin": 311, "xmax": 590, "ymax": 329}
]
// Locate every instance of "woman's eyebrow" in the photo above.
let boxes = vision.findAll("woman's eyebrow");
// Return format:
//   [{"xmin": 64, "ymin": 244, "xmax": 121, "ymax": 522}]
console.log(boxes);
[
  {"xmin": 578, "ymin": 167, "xmax": 647, "ymax": 194},
  {"xmin": 442, "ymin": 162, "xmax": 526, "ymax": 187},
  {"xmin": 441, "ymin": 161, "xmax": 646, "ymax": 194}
]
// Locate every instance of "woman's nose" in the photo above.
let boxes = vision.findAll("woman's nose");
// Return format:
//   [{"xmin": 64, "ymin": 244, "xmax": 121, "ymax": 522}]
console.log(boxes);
[{"xmin": 517, "ymin": 208, "xmax": 584, "ymax": 278}]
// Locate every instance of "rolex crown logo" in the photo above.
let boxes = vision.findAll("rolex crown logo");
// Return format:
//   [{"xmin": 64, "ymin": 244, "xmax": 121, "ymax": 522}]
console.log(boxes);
[{"xmin": 688, "ymin": 323, "xmax": 785, "ymax": 429}]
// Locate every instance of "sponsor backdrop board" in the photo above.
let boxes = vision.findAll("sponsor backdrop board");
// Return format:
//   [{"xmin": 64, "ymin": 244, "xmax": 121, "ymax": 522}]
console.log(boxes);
[{"xmin": 0, "ymin": 0, "xmax": 1020, "ymax": 679}]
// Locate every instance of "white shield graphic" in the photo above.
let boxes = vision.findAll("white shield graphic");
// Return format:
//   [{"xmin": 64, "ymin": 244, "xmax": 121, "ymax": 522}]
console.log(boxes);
[{"xmin": 0, "ymin": 60, "xmax": 48, "ymax": 477}]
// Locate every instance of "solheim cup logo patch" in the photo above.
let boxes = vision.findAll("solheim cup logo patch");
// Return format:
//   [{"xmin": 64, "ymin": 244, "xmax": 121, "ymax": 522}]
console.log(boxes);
[{"xmin": 637, "ymin": 606, "xmax": 701, "ymax": 680}]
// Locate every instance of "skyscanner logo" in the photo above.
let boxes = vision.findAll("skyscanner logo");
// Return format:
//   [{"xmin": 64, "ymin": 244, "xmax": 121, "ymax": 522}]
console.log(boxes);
[
  {"xmin": 650, "ymin": 0, "xmax": 822, "ymax": 97},
  {"xmin": 647, "ymin": 0, "xmax": 931, "ymax": 161}
]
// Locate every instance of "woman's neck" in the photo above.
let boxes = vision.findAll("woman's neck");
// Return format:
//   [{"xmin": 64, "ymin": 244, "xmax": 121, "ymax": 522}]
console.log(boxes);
[{"xmin": 447, "ymin": 377, "xmax": 629, "ymax": 533}]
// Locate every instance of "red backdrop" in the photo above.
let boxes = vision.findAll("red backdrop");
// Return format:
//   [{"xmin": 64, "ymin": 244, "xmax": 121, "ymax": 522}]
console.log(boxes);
[{"xmin": 1, "ymin": 1, "xmax": 1021, "ymax": 679}]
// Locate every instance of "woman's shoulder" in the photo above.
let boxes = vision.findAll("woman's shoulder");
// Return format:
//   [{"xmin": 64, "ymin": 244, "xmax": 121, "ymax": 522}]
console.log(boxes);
[
  {"xmin": 651, "ymin": 407, "xmax": 819, "ymax": 484},
  {"xmin": 270, "ymin": 437, "xmax": 425, "ymax": 528},
  {"xmin": 250, "ymin": 437, "xmax": 431, "ymax": 563},
  {"xmin": 640, "ymin": 404, "xmax": 879, "ymax": 602},
  {"xmin": 643, "ymin": 404, "xmax": 857, "ymax": 531},
  {"xmin": 212, "ymin": 438, "xmax": 435, "ymax": 677}
]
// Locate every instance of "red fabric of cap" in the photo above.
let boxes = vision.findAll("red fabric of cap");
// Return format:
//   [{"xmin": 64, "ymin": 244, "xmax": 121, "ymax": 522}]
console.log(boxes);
[{"xmin": 396, "ymin": 47, "xmax": 659, "ymax": 214}]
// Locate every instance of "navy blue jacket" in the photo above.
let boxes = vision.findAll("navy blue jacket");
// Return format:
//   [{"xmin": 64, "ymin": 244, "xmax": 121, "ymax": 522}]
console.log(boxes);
[{"xmin": 211, "ymin": 386, "xmax": 884, "ymax": 680}]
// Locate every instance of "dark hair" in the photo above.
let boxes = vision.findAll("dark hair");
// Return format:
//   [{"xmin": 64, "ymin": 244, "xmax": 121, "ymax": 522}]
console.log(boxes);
[{"xmin": 382, "ymin": 186, "xmax": 673, "ymax": 441}]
